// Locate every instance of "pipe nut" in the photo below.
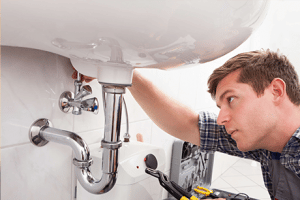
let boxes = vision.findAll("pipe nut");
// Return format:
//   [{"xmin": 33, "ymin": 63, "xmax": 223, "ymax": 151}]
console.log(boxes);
[
  {"xmin": 73, "ymin": 158, "xmax": 93, "ymax": 168},
  {"xmin": 101, "ymin": 140, "xmax": 122, "ymax": 149}
]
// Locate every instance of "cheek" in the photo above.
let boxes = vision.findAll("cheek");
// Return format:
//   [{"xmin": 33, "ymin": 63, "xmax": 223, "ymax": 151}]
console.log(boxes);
[
  {"xmin": 234, "ymin": 99, "xmax": 265, "ymax": 133},
  {"xmin": 231, "ymin": 95, "xmax": 274, "ymax": 129},
  {"xmin": 239, "ymin": 100, "xmax": 273, "ymax": 138},
  {"xmin": 232, "ymin": 98, "xmax": 274, "ymax": 151},
  {"xmin": 234, "ymin": 101, "xmax": 257, "ymax": 124}
]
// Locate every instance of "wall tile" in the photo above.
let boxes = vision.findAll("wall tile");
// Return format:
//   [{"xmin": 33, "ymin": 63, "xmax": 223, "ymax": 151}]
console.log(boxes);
[
  {"xmin": 177, "ymin": 65, "xmax": 199, "ymax": 109},
  {"xmin": 194, "ymin": 63, "xmax": 217, "ymax": 110},
  {"xmin": 2, "ymin": 47, "xmax": 75, "ymax": 200},
  {"xmin": 2, "ymin": 47, "xmax": 74, "ymax": 147},
  {"xmin": 151, "ymin": 123, "xmax": 176, "ymax": 172},
  {"xmin": 2, "ymin": 143, "xmax": 73, "ymax": 200},
  {"xmin": 154, "ymin": 69, "xmax": 181, "ymax": 99},
  {"xmin": 77, "ymin": 129, "xmax": 104, "ymax": 146}
]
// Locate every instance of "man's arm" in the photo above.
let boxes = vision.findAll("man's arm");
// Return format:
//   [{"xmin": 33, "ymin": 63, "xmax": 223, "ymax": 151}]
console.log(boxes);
[{"xmin": 128, "ymin": 70, "xmax": 200, "ymax": 146}]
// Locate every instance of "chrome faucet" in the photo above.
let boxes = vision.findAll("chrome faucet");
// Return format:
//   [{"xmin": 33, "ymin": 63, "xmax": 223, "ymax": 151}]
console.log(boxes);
[{"xmin": 59, "ymin": 72, "xmax": 99, "ymax": 115}]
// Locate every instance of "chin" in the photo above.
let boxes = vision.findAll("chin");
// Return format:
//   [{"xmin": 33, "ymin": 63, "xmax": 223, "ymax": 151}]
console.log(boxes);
[{"xmin": 237, "ymin": 143, "xmax": 255, "ymax": 152}]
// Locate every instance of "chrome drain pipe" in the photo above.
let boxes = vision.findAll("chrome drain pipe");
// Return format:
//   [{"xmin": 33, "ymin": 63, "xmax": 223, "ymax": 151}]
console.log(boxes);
[{"xmin": 29, "ymin": 85, "xmax": 125, "ymax": 194}]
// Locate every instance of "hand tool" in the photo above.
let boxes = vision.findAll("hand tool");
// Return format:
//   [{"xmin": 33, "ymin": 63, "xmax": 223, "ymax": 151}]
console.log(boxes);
[
  {"xmin": 145, "ymin": 168, "xmax": 199, "ymax": 200},
  {"xmin": 194, "ymin": 186, "xmax": 219, "ymax": 199}
]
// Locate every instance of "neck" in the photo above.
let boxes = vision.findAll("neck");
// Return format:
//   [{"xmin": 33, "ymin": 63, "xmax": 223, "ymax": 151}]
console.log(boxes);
[{"xmin": 266, "ymin": 104, "xmax": 300, "ymax": 153}]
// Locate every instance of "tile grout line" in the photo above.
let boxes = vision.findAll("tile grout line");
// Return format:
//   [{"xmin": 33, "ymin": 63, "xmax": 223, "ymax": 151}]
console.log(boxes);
[{"xmin": 220, "ymin": 162, "xmax": 271, "ymax": 200}]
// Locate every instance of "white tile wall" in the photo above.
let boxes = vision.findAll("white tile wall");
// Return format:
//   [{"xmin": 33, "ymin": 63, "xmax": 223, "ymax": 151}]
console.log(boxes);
[
  {"xmin": 211, "ymin": 158, "xmax": 271, "ymax": 200},
  {"xmin": 2, "ymin": 47, "xmax": 74, "ymax": 148},
  {"xmin": 2, "ymin": 143, "xmax": 73, "ymax": 200},
  {"xmin": 150, "ymin": 123, "xmax": 177, "ymax": 172},
  {"xmin": 2, "ymin": 46, "xmax": 75, "ymax": 200}
]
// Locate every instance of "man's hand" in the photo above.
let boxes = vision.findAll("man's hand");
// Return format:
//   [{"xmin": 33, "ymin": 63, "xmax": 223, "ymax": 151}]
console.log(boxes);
[{"xmin": 72, "ymin": 68, "xmax": 95, "ymax": 83}]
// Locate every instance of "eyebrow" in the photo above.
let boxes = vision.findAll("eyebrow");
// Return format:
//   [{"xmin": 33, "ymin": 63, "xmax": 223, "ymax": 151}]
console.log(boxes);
[{"xmin": 216, "ymin": 89, "xmax": 234, "ymax": 108}]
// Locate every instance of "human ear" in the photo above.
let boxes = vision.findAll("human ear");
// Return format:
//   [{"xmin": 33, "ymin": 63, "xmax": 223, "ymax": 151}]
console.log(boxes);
[{"xmin": 270, "ymin": 78, "xmax": 286, "ymax": 103}]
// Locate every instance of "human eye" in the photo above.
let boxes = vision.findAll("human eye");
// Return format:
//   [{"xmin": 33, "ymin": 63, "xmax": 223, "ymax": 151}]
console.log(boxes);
[{"xmin": 227, "ymin": 96, "xmax": 234, "ymax": 104}]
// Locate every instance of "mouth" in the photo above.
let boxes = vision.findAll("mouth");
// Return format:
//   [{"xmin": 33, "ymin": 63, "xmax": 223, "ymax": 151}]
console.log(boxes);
[{"xmin": 229, "ymin": 130, "xmax": 238, "ymax": 137}]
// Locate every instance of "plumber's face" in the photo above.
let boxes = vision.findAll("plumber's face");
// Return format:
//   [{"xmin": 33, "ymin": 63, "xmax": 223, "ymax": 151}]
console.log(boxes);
[{"xmin": 215, "ymin": 70, "xmax": 276, "ymax": 152}]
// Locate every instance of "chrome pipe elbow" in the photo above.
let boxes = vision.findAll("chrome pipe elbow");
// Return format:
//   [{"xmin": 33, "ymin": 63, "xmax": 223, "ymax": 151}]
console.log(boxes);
[
  {"xmin": 29, "ymin": 118, "xmax": 119, "ymax": 194},
  {"xmin": 76, "ymin": 167, "xmax": 117, "ymax": 194},
  {"xmin": 40, "ymin": 126, "xmax": 91, "ymax": 161},
  {"xmin": 75, "ymin": 147, "xmax": 119, "ymax": 194}
]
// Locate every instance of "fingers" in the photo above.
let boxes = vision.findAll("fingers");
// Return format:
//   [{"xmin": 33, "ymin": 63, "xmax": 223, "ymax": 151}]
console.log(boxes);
[
  {"xmin": 136, "ymin": 133, "xmax": 144, "ymax": 142},
  {"xmin": 82, "ymin": 76, "xmax": 95, "ymax": 83},
  {"xmin": 71, "ymin": 69, "xmax": 95, "ymax": 83},
  {"xmin": 71, "ymin": 70, "xmax": 78, "ymax": 80}
]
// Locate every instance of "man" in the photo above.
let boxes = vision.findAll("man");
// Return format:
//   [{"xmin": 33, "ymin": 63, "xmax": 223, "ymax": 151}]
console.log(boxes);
[{"xmin": 128, "ymin": 49, "xmax": 300, "ymax": 200}]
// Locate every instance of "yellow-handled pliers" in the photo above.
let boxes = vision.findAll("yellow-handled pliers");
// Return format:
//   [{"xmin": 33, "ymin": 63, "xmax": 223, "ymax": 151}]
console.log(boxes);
[
  {"xmin": 194, "ymin": 186, "xmax": 219, "ymax": 199},
  {"xmin": 145, "ymin": 168, "xmax": 199, "ymax": 200}
]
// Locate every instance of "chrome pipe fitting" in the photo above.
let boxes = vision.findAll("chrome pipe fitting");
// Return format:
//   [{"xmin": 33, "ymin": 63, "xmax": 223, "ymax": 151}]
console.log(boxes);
[
  {"xmin": 59, "ymin": 85, "xmax": 99, "ymax": 115},
  {"xmin": 73, "ymin": 158, "xmax": 93, "ymax": 168},
  {"xmin": 29, "ymin": 118, "xmax": 119, "ymax": 194},
  {"xmin": 29, "ymin": 119, "xmax": 91, "ymax": 161},
  {"xmin": 59, "ymin": 73, "xmax": 99, "ymax": 115},
  {"xmin": 101, "ymin": 140, "xmax": 122, "ymax": 149},
  {"xmin": 29, "ymin": 85, "xmax": 126, "ymax": 195}
]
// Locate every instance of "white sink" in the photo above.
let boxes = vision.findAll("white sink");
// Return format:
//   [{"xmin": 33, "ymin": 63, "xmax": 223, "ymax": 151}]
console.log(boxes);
[{"xmin": 2, "ymin": 0, "xmax": 270, "ymax": 85}]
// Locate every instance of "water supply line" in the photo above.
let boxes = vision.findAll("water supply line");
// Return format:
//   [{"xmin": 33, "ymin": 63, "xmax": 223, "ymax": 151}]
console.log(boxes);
[
  {"xmin": 29, "ymin": 85, "xmax": 126, "ymax": 194},
  {"xmin": 122, "ymin": 97, "xmax": 130, "ymax": 142}
]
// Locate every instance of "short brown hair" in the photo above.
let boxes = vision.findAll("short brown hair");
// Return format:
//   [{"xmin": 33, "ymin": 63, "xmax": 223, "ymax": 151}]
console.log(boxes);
[{"xmin": 208, "ymin": 49, "xmax": 300, "ymax": 106}]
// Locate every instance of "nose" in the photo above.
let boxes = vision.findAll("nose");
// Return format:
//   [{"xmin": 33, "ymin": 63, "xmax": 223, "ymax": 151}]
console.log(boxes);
[{"xmin": 217, "ymin": 108, "xmax": 230, "ymax": 126}]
